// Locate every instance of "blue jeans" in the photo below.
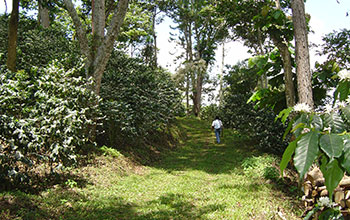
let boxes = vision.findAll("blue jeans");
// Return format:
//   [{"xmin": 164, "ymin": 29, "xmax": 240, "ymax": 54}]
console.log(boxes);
[{"xmin": 214, "ymin": 128, "xmax": 221, "ymax": 143}]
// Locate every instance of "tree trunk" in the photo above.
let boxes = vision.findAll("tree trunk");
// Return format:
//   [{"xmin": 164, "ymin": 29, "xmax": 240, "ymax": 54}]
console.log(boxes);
[
  {"xmin": 64, "ymin": 0, "xmax": 129, "ymax": 96},
  {"xmin": 257, "ymin": 28, "xmax": 268, "ymax": 88},
  {"xmin": 63, "ymin": 0, "xmax": 129, "ymax": 141},
  {"xmin": 291, "ymin": 0, "xmax": 314, "ymax": 108},
  {"xmin": 192, "ymin": 70, "xmax": 203, "ymax": 117},
  {"xmin": 7, "ymin": 0, "xmax": 20, "ymax": 72},
  {"xmin": 38, "ymin": 0, "xmax": 50, "ymax": 28},
  {"xmin": 152, "ymin": 6, "xmax": 157, "ymax": 67},
  {"xmin": 219, "ymin": 41, "xmax": 225, "ymax": 106},
  {"xmin": 185, "ymin": 22, "xmax": 193, "ymax": 115},
  {"xmin": 271, "ymin": 36, "xmax": 296, "ymax": 107}
]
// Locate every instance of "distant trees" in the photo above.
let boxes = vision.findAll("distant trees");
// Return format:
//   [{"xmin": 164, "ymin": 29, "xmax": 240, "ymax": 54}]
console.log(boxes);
[{"xmin": 161, "ymin": 0, "xmax": 227, "ymax": 116}]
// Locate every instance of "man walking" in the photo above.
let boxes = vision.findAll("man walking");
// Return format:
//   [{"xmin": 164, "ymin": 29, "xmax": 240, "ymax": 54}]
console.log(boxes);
[{"xmin": 211, "ymin": 116, "xmax": 223, "ymax": 144}]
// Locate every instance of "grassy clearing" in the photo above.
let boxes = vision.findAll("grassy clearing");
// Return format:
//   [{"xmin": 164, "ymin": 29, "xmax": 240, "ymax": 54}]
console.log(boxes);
[{"xmin": 0, "ymin": 117, "xmax": 303, "ymax": 219}]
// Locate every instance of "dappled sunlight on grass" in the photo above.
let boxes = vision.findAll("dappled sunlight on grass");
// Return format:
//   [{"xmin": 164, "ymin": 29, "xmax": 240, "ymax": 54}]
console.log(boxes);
[{"xmin": 1, "ymin": 117, "xmax": 303, "ymax": 219}]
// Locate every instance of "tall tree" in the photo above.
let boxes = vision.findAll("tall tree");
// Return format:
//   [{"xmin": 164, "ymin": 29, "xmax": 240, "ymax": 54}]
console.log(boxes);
[
  {"xmin": 161, "ymin": 0, "xmax": 226, "ymax": 116},
  {"xmin": 38, "ymin": 0, "xmax": 50, "ymax": 28},
  {"xmin": 270, "ymin": 0, "xmax": 295, "ymax": 107},
  {"xmin": 219, "ymin": 0, "xmax": 296, "ymax": 108},
  {"xmin": 63, "ymin": 0, "xmax": 129, "ymax": 97},
  {"xmin": 6, "ymin": 0, "xmax": 20, "ymax": 72},
  {"xmin": 291, "ymin": 0, "xmax": 314, "ymax": 107}
]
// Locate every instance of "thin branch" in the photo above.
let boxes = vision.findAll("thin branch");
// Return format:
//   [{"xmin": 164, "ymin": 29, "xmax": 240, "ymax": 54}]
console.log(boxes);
[
  {"xmin": 4, "ymin": 0, "xmax": 7, "ymax": 13},
  {"xmin": 63, "ymin": 0, "xmax": 91, "ymax": 61}
]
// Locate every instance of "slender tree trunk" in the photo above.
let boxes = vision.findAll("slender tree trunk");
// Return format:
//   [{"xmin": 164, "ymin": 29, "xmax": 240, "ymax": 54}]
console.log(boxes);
[
  {"xmin": 152, "ymin": 6, "xmax": 157, "ymax": 67},
  {"xmin": 219, "ymin": 41, "xmax": 225, "ymax": 106},
  {"xmin": 271, "ymin": 36, "xmax": 296, "ymax": 107},
  {"xmin": 186, "ymin": 72, "xmax": 190, "ymax": 115},
  {"xmin": 38, "ymin": 0, "xmax": 50, "ymax": 28},
  {"xmin": 185, "ymin": 23, "xmax": 193, "ymax": 115},
  {"xmin": 7, "ymin": 0, "xmax": 20, "ymax": 72},
  {"xmin": 275, "ymin": 0, "xmax": 281, "ymax": 10},
  {"xmin": 64, "ymin": 0, "xmax": 128, "ymax": 96},
  {"xmin": 192, "ymin": 27, "xmax": 204, "ymax": 117},
  {"xmin": 193, "ymin": 73, "xmax": 203, "ymax": 117},
  {"xmin": 257, "ymin": 28, "xmax": 268, "ymax": 88},
  {"xmin": 272, "ymin": 0, "xmax": 295, "ymax": 108},
  {"xmin": 291, "ymin": 0, "xmax": 314, "ymax": 108}
]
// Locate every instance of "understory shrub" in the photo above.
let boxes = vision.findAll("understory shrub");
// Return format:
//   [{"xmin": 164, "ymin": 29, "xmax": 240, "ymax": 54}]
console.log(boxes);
[
  {"xmin": 99, "ymin": 51, "xmax": 184, "ymax": 147},
  {"xmin": 219, "ymin": 61, "xmax": 289, "ymax": 155},
  {"xmin": 0, "ymin": 61, "xmax": 99, "ymax": 186},
  {"xmin": 221, "ymin": 92, "xmax": 289, "ymax": 155},
  {"xmin": 0, "ymin": 15, "xmax": 80, "ymax": 72},
  {"xmin": 200, "ymin": 104, "xmax": 219, "ymax": 121}
]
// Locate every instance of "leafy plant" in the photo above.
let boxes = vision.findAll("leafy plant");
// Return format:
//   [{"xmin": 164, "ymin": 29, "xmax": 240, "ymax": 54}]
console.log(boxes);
[
  {"xmin": 278, "ymin": 69, "xmax": 350, "ymax": 202},
  {"xmin": 303, "ymin": 197, "xmax": 343, "ymax": 220},
  {"xmin": 200, "ymin": 104, "xmax": 219, "ymax": 122},
  {"xmin": 0, "ymin": 61, "xmax": 99, "ymax": 185},
  {"xmin": 0, "ymin": 15, "xmax": 80, "ymax": 72},
  {"xmin": 98, "ymin": 51, "xmax": 184, "ymax": 147},
  {"xmin": 220, "ymin": 62, "xmax": 289, "ymax": 155}
]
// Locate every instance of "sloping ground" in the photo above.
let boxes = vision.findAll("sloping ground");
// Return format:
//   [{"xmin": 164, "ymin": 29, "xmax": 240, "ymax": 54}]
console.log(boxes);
[{"xmin": 0, "ymin": 117, "xmax": 303, "ymax": 220}]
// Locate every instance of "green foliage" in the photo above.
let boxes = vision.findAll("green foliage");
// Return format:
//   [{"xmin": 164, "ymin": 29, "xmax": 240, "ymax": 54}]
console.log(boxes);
[
  {"xmin": 0, "ymin": 61, "xmax": 99, "ymax": 185},
  {"xmin": 279, "ymin": 102, "xmax": 350, "ymax": 200},
  {"xmin": 318, "ymin": 29, "xmax": 350, "ymax": 69},
  {"xmin": 241, "ymin": 155, "xmax": 279, "ymax": 180},
  {"xmin": 247, "ymin": 49, "xmax": 289, "ymax": 113},
  {"xmin": 99, "ymin": 51, "xmax": 184, "ymax": 146},
  {"xmin": 220, "ymin": 62, "xmax": 289, "ymax": 155},
  {"xmin": 0, "ymin": 15, "xmax": 80, "ymax": 72},
  {"xmin": 200, "ymin": 104, "xmax": 219, "ymax": 121},
  {"xmin": 304, "ymin": 197, "xmax": 344, "ymax": 220},
  {"xmin": 100, "ymin": 146, "xmax": 122, "ymax": 158}
]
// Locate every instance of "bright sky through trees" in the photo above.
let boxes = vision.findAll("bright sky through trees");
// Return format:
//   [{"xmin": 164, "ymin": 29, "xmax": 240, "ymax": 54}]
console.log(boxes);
[
  {"xmin": 0, "ymin": 0, "xmax": 349, "ymax": 72},
  {"xmin": 156, "ymin": 0, "xmax": 350, "ymax": 73}
]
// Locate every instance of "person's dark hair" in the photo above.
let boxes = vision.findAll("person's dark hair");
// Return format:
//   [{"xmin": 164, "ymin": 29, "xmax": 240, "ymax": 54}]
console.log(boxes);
[{"xmin": 215, "ymin": 116, "xmax": 219, "ymax": 120}]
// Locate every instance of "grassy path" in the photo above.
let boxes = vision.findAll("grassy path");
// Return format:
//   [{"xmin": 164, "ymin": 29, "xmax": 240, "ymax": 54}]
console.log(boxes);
[{"xmin": 1, "ymin": 117, "xmax": 303, "ymax": 219}]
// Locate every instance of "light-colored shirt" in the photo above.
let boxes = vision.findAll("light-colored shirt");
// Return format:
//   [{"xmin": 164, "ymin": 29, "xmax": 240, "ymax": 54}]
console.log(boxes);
[{"xmin": 212, "ymin": 119, "xmax": 222, "ymax": 130}]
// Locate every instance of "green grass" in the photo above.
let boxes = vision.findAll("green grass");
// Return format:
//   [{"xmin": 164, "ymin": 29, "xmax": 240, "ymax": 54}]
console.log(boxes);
[{"xmin": 0, "ymin": 117, "xmax": 303, "ymax": 220}]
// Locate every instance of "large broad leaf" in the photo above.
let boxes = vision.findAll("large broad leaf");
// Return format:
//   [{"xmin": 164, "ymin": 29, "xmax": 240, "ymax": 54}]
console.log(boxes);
[
  {"xmin": 275, "ymin": 107, "xmax": 293, "ymax": 124},
  {"xmin": 311, "ymin": 114, "xmax": 323, "ymax": 131},
  {"xmin": 322, "ymin": 159, "xmax": 344, "ymax": 199},
  {"xmin": 341, "ymin": 136, "xmax": 350, "ymax": 172},
  {"xmin": 294, "ymin": 131, "xmax": 319, "ymax": 181},
  {"xmin": 320, "ymin": 134, "xmax": 344, "ymax": 158},
  {"xmin": 282, "ymin": 120, "xmax": 293, "ymax": 140},
  {"xmin": 293, "ymin": 114, "xmax": 309, "ymax": 137},
  {"xmin": 280, "ymin": 139, "xmax": 297, "ymax": 176},
  {"xmin": 341, "ymin": 105, "xmax": 350, "ymax": 123},
  {"xmin": 337, "ymin": 81, "xmax": 350, "ymax": 101},
  {"xmin": 273, "ymin": 10, "xmax": 282, "ymax": 20},
  {"xmin": 323, "ymin": 112, "xmax": 345, "ymax": 134}
]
